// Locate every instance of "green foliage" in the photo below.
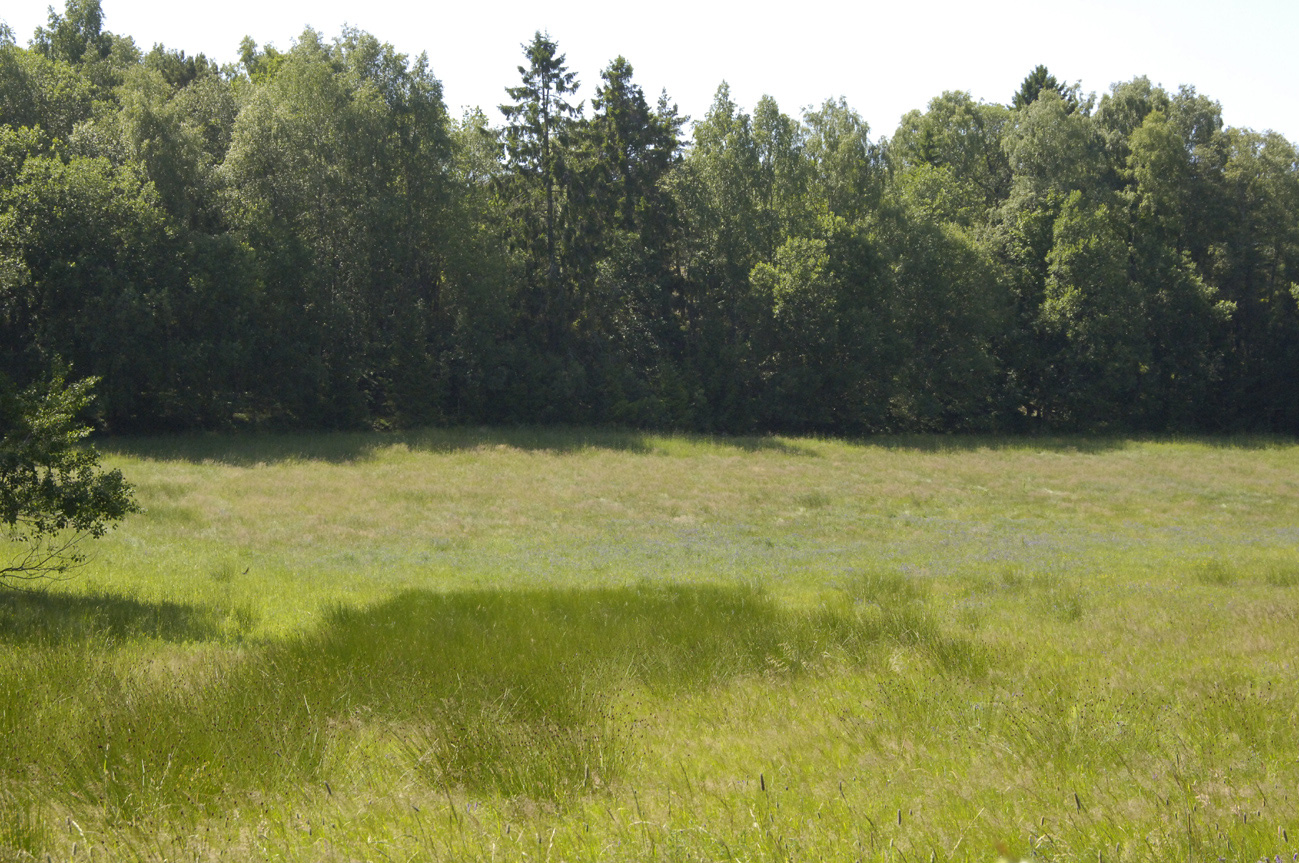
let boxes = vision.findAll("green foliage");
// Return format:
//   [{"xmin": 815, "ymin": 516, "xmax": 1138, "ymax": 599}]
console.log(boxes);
[
  {"xmin": 890, "ymin": 90, "xmax": 1009, "ymax": 217},
  {"xmin": 0, "ymin": 146, "xmax": 180, "ymax": 427},
  {"xmin": 32, "ymin": 0, "xmax": 112, "ymax": 66},
  {"xmin": 873, "ymin": 203, "xmax": 1004, "ymax": 429},
  {"xmin": 31, "ymin": 0, "xmax": 138, "ymax": 97},
  {"xmin": 221, "ymin": 27, "xmax": 455, "ymax": 427},
  {"xmin": 0, "ymin": 39, "xmax": 93, "ymax": 137},
  {"xmin": 755, "ymin": 235, "xmax": 836, "ymax": 328},
  {"xmin": 803, "ymin": 97, "xmax": 880, "ymax": 220},
  {"xmin": 1040, "ymin": 192, "xmax": 1144, "ymax": 422},
  {"xmin": 0, "ymin": 368, "xmax": 137, "ymax": 583},
  {"xmin": 1, "ymin": 6, "xmax": 1297, "ymax": 434},
  {"xmin": 751, "ymin": 235, "xmax": 845, "ymax": 428},
  {"xmin": 143, "ymin": 44, "xmax": 216, "ymax": 90},
  {"xmin": 1003, "ymin": 89, "xmax": 1103, "ymax": 203}
]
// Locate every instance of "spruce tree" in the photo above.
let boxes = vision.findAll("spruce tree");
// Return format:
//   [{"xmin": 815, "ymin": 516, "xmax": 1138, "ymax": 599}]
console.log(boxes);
[{"xmin": 500, "ymin": 33, "xmax": 581, "ymax": 296}]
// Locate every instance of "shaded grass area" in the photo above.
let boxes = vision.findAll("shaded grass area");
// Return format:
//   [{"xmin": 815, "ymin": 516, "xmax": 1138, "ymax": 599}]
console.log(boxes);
[
  {"xmin": 98, "ymin": 426, "xmax": 820, "ymax": 465},
  {"xmin": 99, "ymin": 427, "xmax": 1297, "ymax": 467},
  {"xmin": 1193, "ymin": 557, "xmax": 1299, "ymax": 587},
  {"xmin": 1, "ymin": 577, "xmax": 982, "ymax": 858},
  {"xmin": 0, "ymin": 588, "xmax": 230, "ymax": 645}
]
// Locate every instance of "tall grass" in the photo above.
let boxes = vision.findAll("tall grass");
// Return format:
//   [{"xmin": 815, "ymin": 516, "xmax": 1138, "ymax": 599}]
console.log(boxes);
[
  {"xmin": 3, "ymin": 580, "xmax": 981, "ymax": 850},
  {"xmin": 2, "ymin": 430, "xmax": 1298, "ymax": 861}
]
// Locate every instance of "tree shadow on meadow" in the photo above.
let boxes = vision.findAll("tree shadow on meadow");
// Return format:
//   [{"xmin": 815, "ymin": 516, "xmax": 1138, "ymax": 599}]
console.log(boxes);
[
  {"xmin": 98, "ymin": 426, "xmax": 818, "ymax": 465},
  {"xmin": 239, "ymin": 580, "xmax": 978, "ymax": 799},
  {"xmin": 6, "ymin": 583, "xmax": 845, "ymax": 819},
  {"xmin": 99, "ymin": 423, "xmax": 1298, "ymax": 466},
  {"xmin": 289, "ymin": 583, "xmax": 826, "ymax": 798},
  {"xmin": 3, "ymin": 578, "xmax": 986, "ymax": 837},
  {"xmin": 0, "ymin": 586, "xmax": 224, "ymax": 645},
  {"xmin": 852, "ymin": 433, "xmax": 1298, "ymax": 454}
]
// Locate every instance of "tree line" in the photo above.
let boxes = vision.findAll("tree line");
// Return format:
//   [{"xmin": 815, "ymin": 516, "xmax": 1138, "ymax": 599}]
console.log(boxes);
[{"xmin": 2, "ymin": 2, "xmax": 1298, "ymax": 435}]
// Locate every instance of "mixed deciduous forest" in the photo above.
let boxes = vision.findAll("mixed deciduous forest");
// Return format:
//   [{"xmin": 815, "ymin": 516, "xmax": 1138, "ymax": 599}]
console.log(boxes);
[{"xmin": 3, "ymin": 2, "xmax": 1298, "ymax": 435}]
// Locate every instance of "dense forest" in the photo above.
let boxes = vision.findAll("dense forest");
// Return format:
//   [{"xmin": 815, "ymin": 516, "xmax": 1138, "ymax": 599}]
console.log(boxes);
[{"xmin": 2, "ymin": 2, "xmax": 1298, "ymax": 435}]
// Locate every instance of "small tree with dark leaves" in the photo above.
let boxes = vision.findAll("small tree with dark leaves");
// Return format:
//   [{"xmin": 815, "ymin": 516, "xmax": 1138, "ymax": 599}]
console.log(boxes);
[{"xmin": 1, "ymin": 368, "xmax": 137, "ymax": 586}]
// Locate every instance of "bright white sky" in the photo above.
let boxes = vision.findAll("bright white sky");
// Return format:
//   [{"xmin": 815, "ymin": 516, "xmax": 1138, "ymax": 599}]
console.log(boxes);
[{"xmin": 4, "ymin": 0, "xmax": 1297, "ymax": 143}]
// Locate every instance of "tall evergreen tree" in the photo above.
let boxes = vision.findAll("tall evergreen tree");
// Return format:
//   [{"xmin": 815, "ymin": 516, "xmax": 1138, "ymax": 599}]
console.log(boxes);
[
  {"xmin": 1012, "ymin": 65, "xmax": 1077, "ymax": 113},
  {"xmin": 569, "ymin": 57, "xmax": 684, "ymax": 426},
  {"xmin": 499, "ymin": 32, "xmax": 580, "ymax": 299}
]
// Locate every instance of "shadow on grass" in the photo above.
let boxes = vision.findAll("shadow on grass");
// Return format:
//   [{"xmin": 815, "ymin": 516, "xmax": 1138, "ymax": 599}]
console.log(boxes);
[
  {"xmin": 3, "ymin": 580, "xmax": 986, "ymax": 829},
  {"xmin": 295, "ymin": 584, "xmax": 836, "ymax": 798},
  {"xmin": 98, "ymin": 426, "xmax": 818, "ymax": 465},
  {"xmin": 851, "ymin": 432, "xmax": 1297, "ymax": 454},
  {"xmin": 100, "ymin": 425, "xmax": 1297, "ymax": 466},
  {"xmin": 0, "ymin": 587, "xmax": 223, "ymax": 645}
]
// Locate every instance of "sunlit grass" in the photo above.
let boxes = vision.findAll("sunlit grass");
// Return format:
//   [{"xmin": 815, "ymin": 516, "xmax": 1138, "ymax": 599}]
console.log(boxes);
[{"xmin": 2, "ymin": 430, "xmax": 1298, "ymax": 861}]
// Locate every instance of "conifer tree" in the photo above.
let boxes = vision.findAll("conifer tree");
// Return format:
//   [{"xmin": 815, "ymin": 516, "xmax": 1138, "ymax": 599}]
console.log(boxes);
[
  {"xmin": 1013, "ymin": 65, "xmax": 1077, "ymax": 112},
  {"xmin": 500, "ymin": 32, "xmax": 580, "ymax": 295}
]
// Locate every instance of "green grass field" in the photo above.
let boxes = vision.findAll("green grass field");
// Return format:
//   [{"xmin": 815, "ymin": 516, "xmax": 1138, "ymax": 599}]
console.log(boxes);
[{"xmin": 3, "ymin": 430, "xmax": 1298, "ymax": 862}]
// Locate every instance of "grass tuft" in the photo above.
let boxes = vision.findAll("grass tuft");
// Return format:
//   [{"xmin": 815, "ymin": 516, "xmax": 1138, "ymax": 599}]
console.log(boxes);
[
  {"xmin": 1194, "ymin": 558, "xmax": 1238, "ymax": 586},
  {"xmin": 1264, "ymin": 562, "xmax": 1299, "ymax": 587},
  {"xmin": 0, "ymin": 792, "xmax": 46, "ymax": 860}
]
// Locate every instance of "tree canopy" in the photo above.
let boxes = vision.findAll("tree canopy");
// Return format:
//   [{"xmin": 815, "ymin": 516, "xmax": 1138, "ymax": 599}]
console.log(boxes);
[{"xmin": 3, "ymin": 1, "xmax": 1298, "ymax": 435}]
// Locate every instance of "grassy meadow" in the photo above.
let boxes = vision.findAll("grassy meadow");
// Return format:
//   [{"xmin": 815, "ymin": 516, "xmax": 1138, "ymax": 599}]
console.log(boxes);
[{"xmin": 2, "ymin": 429, "xmax": 1298, "ymax": 862}]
